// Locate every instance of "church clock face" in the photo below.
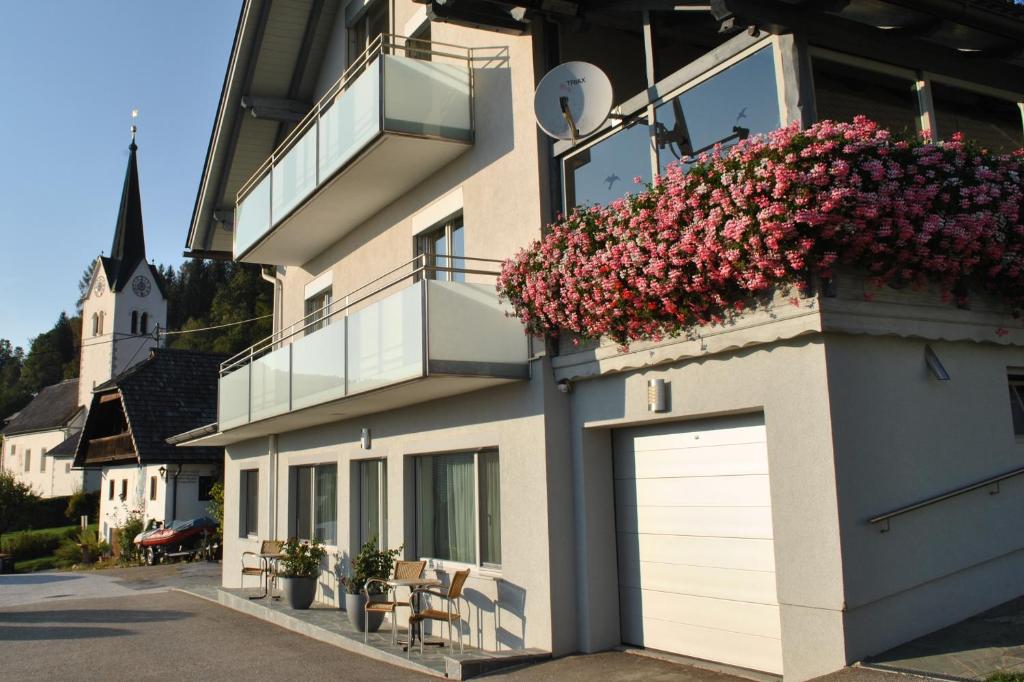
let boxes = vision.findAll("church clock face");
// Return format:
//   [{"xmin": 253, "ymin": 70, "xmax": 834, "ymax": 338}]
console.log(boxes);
[
  {"xmin": 93, "ymin": 277, "xmax": 105, "ymax": 297},
  {"xmin": 132, "ymin": 275, "xmax": 152, "ymax": 298}
]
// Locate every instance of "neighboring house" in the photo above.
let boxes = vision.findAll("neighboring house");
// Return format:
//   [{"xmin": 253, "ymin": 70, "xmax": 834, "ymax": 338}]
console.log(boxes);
[
  {"xmin": 175, "ymin": 1, "xmax": 1024, "ymax": 680},
  {"xmin": 0, "ymin": 379, "xmax": 95, "ymax": 497},
  {"xmin": 73, "ymin": 348, "xmax": 225, "ymax": 544}
]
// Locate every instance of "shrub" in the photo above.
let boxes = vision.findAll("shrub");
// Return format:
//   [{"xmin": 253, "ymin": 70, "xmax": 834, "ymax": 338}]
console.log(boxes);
[
  {"xmin": 277, "ymin": 538, "xmax": 327, "ymax": 579},
  {"xmin": 498, "ymin": 117, "xmax": 1024, "ymax": 346},
  {"xmin": 117, "ymin": 513, "xmax": 145, "ymax": 565},
  {"xmin": 66, "ymin": 489, "xmax": 100, "ymax": 523},
  {"xmin": 55, "ymin": 527, "xmax": 109, "ymax": 567},
  {"xmin": 340, "ymin": 536, "xmax": 401, "ymax": 595}
]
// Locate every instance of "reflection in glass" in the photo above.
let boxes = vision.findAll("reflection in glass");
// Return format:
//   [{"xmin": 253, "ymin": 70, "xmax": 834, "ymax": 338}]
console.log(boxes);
[
  {"xmin": 565, "ymin": 122, "xmax": 653, "ymax": 207},
  {"xmin": 655, "ymin": 47, "xmax": 781, "ymax": 173},
  {"xmin": 932, "ymin": 82, "xmax": 1023, "ymax": 154},
  {"xmin": 813, "ymin": 57, "xmax": 919, "ymax": 137}
]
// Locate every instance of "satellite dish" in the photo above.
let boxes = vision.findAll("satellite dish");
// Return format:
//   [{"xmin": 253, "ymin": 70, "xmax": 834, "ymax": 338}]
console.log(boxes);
[{"xmin": 534, "ymin": 62, "xmax": 613, "ymax": 143}]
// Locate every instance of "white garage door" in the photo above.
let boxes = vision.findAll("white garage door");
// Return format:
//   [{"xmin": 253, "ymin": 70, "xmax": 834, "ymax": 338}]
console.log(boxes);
[{"xmin": 613, "ymin": 413, "xmax": 783, "ymax": 675}]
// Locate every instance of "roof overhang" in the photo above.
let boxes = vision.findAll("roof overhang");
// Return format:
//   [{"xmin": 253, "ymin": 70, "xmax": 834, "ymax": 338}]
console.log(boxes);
[{"xmin": 187, "ymin": 0, "xmax": 341, "ymax": 260}]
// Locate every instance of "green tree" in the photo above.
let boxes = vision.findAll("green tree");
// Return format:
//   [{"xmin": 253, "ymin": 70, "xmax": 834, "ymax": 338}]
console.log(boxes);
[
  {"xmin": 0, "ymin": 340, "xmax": 29, "ymax": 419},
  {"xmin": 19, "ymin": 312, "xmax": 78, "ymax": 393},
  {"xmin": 0, "ymin": 469, "xmax": 39, "ymax": 547}
]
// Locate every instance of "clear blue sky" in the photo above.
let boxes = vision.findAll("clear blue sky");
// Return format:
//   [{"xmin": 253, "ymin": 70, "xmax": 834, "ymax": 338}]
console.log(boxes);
[{"xmin": 0, "ymin": 1, "xmax": 242, "ymax": 351}]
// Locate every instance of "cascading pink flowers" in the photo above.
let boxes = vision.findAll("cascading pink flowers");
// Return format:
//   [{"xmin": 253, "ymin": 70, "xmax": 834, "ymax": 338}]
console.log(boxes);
[{"xmin": 497, "ymin": 117, "xmax": 1024, "ymax": 346}]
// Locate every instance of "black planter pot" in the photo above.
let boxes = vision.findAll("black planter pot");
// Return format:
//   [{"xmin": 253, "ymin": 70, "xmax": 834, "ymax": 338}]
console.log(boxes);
[
  {"xmin": 280, "ymin": 576, "xmax": 318, "ymax": 609},
  {"xmin": 345, "ymin": 592, "xmax": 384, "ymax": 632}
]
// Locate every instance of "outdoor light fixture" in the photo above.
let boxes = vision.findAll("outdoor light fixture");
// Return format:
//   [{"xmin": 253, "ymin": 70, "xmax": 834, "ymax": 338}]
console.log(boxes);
[
  {"xmin": 158, "ymin": 466, "xmax": 167, "ymax": 479},
  {"xmin": 556, "ymin": 379, "xmax": 573, "ymax": 394},
  {"xmin": 924, "ymin": 345, "xmax": 950, "ymax": 381},
  {"xmin": 361, "ymin": 428, "xmax": 371, "ymax": 449},
  {"xmin": 648, "ymin": 378, "xmax": 668, "ymax": 412}
]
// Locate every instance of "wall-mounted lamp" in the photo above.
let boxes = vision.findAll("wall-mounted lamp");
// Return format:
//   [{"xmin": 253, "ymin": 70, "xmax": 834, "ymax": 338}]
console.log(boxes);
[
  {"xmin": 648, "ymin": 378, "xmax": 668, "ymax": 412},
  {"xmin": 361, "ymin": 428, "xmax": 371, "ymax": 450},
  {"xmin": 158, "ymin": 466, "xmax": 167, "ymax": 479},
  {"xmin": 924, "ymin": 345, "xmax": 950, "ymax": 381},
  {"xmin": 556, "ymin": 379, "xmax": 573, "ymax": 394}
]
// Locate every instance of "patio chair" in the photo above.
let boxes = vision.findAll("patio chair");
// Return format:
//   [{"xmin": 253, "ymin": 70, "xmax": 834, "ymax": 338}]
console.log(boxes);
[
  {"xmin": 241, "ymin": 540, "xmax": 283, "ymax": 599},
  {"xmin": 363, "ymin": 560, "xmax": 426, "ymax": 645},
  {"xmin": 407, "ymin": 568, "xmax": 470, "ymax": 657}
]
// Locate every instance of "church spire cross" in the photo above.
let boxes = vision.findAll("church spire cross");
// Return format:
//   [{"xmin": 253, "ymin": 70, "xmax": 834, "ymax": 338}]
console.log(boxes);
[{"xmin": 130, "ymin": 109, "xmax": 138, "ymax": 150}]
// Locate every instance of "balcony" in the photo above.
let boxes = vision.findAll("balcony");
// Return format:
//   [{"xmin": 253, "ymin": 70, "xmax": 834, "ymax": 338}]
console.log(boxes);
[
  {"xmin": 201, "ymin": 257, "xmax": 529, "ymax": 446},
  {"xmin": 234, "ymin": 35, "xmax": 474, "ymax": 265}
]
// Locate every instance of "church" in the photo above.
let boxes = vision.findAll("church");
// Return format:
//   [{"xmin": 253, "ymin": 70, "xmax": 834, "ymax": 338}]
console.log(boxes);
[
  {"xmin": 69, "ymin": 130, "xmax": 225, "ymax": 544},
  {"xmin": 3, "ymin": 129, "xmax": 224, "ymax": 547}
]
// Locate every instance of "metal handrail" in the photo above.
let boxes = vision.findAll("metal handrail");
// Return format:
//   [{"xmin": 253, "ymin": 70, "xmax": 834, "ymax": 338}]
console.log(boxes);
[
  {"xmin": 220, "ymin": 253, "xmax": 505, "ymax": 376},
  {"xmin": 236, "ymin": 33, "xmax": 474, "ymax": 203},
  {"xmin": 869, "ymin": 465, "xmax": 1024, "ymax": 532}
]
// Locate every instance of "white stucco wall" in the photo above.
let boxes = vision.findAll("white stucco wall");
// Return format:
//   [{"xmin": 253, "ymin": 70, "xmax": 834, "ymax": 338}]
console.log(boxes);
[
  {"xmin": 99, "ymin": 462, "xmax": 219, "ymax": 543},
  {"xmin": 222, "ymin": 363, "xmax": 570, "ymax": 654},
  {"xmin": 2, "ymin": 427, "xmax": 95, "ymax": 498}
]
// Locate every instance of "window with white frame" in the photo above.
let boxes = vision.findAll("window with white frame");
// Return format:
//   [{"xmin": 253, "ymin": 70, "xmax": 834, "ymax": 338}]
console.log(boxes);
[
  {"xmin": 415, "ymin": 449, "xmax": 501, "ymax": 568},
  {"xmin": 39, "ymin": 448, "xmax": 46, "ymax": 473},
  {"xmin": 120, "ymin": 479, "xmax": 127, "ymax": 501},
  {"xmin": 23, "ymin": 449, "xmax": 30, "ymax": 472},
  {"xmin": 65, "ymin": 462, "xmax": 70, "ymax": 474},
  {"xmin": 150, "ymin": 476, "xmax": 157, "ymax": 501},
  {"xmin": 931, "ymin": 80, "xmax": 1024, "ymax": 154},
  {"xmin": 240, "ymin": 469, "xmax": 259, "ymax": 538},
  {"xmin": 304, "ymin": 287, "xmax": 332, "ymax": 335},
  {"xmin": 415, "ymin": 215, "xmax": 464, "ymax": 281},
  {"xmin": 293, "ymin": 463, "xmax": 337, "ymax": 545},
  {"xmin": 355, "ymin": 459, "xmax": 388, "ymax": 549},
  {"xmin": 108, "ymin": 478, "xmax": 115, "ymax": 500}
]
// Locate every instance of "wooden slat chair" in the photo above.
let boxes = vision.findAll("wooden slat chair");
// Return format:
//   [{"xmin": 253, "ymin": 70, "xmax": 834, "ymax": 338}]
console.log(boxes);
[
  {"xmin": 363, "ymin": 560, "xmax": 426, "ymax": 645},
  {"xmin": 407, "ymin": 568, "xmax": 471, "ymax": 657},
  {"xmin": 241, "ymin": 540, "xmax": 283, "ymax": 598}
]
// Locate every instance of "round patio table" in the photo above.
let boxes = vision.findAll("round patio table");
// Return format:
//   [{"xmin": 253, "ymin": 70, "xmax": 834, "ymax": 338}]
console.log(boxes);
[{"xmin": 387, "ymin": 576, "xmax": 443, "ymax": 649}]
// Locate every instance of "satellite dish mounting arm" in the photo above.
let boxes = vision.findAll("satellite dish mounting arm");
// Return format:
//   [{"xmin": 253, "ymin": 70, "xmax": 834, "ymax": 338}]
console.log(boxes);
[{"xmin": 559, "ymin": 96, "xmax": 580, "ymax": 145}]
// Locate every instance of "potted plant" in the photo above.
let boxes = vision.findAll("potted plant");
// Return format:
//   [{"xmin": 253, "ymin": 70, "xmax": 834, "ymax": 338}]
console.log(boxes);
[
  {"xmin": 277, "ymin": 538, "xmax": 327, "ymax": 609},
  {"xmin": 340, "ymin": 537, "xmax": 401, "ymax": 632}
]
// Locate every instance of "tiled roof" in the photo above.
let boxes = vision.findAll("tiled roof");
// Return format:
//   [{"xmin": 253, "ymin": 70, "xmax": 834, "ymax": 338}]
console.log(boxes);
[
  {"xmin": 48, "ymin": 431, "xmax": 82, "ymax": 457},
  {"xmin": 79, "ymin": 348, "xmax": 225, "ymax": 465},
  {"xmin": 1, "ymin": 379, "xmax": 81, "ymax": 436}
]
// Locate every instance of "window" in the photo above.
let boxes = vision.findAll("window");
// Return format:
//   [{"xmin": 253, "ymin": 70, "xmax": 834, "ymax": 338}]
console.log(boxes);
[
  {"xmin": 416, "ymin": 215, "xmax": 464, "ymax": 281},
  {"xmin": 65, "ymin": 463, "xmax": 70, "ymax": 474},
  {"xmin": 140, "ymin": 313, "xmax": 149, "ymax": 335},
  {"xmin": 23, "ymin": 449, "xmax": 30, "ymax": 472},
  {"xmin": 347, "ymin": 0, "xmax": 388, "ymax": 68},
  {"xmin": 131, "ymin": 311, "xmax": 138, "ymax": 335},
  {"xmin": 198, "ymin": 476, "xmax": 214, "ymax": 502},
  {"xmin": 932, "ymin": 82, "xmax": 1024, "ymax": 155},
  {"xmin": 812, "ymin": 56, "xmax": 920, "ymax": 137},
  {"xmin": 240, "ymin": 469, "xmax": 259, "ymax": 538},
  {"xmin": 92, "ymin": 312, "xmax": 100, "ymax": 336},
  {"xmin": 293, "ymin": 464, "xmax": 337, "ymax": 545},
  {"xmin": 1009, "ymin": 376, "xmax": 1024, "ymax": 437},
  {"xmin": 149, "ymin": 476, "xmax": 157, "ymax": 501},
  {"xmin": 654, "ymin": 47, "xmax": 781, "ymax": 174},
  {"xmin": 120, "ymin": 479, "xmax": 127, "ymax": 501},
  {"xmin": 304, "ymin": 287, "xmax": 332, "ymax": 335},
  {"xmin": 415, "ymin": 449, "xmax": 501, "ymax": 567},
  {"xmin": 108, "ymin": 479, "xmax": 115, "ymax": 500},
  {"xmin": 39, "ymin": 449, "xmax": 46, "ymax": 473},
  {"xmin": 356, "ymin": 459, "xmax": 388, "ymax": 549}
]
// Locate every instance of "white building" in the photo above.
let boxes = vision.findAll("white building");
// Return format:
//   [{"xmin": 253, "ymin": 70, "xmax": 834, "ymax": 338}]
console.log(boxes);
[
  {"xmin": 0, "ymin": 379, "xmax": 95, "ymax": 497},
  {"xmin": 176, "ymin": 1, "xmax": 1024, "ymax": 679}
]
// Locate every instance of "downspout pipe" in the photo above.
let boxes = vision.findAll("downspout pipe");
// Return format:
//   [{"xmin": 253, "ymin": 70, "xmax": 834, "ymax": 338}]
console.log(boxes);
[{"xmin": 171, "ymin": 463, "xmax": 183, "ymax": 522}]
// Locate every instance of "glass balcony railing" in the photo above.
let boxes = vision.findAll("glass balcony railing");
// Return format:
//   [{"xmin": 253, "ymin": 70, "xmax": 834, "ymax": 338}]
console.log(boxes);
[
  {"xmin": 217, "ymin": 256, "xmax": 529, "ymax": 431},
  {"xmin": 234, "ymin": 35, "xmax": 474, "ymax": 263}
]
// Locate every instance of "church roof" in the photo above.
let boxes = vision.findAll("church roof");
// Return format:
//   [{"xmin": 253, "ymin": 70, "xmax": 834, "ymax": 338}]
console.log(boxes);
[
  {"xmin": 98, "ymin": 137, "xmax": 165, "ymax": 298},
  {"xmin": 74, "ymin": 348, "xmax": 225, "ymax": 467},
  {"xmin": 48, "ymin": 432, "xmax": 82, "ymax": 457},
  {"xmin": 1, "ymin": 379, "xmax": 82, "ymax": 437}
]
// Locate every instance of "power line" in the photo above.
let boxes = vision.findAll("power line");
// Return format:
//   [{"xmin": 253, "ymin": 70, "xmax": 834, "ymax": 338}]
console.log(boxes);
[{"xmin": 161, "ymin": 313, "xmax": 271, "ymax": 336}]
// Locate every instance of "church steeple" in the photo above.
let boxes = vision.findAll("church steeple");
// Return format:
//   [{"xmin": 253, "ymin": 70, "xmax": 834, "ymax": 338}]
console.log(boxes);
[{"xmin": 107, "ymin": 120, "xmax": 147, "ymax": 293}]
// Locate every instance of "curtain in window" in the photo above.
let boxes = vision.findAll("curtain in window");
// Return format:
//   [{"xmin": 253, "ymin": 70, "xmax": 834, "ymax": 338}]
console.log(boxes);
[
  {"xmin": 314, "ymin": 464, "xmax": 337, "ymax": 545},
  {"xmin": 243, "ymin": 470, "xmax": 259, "ymax": 537},
  {"xmin": 295, "ymin": 467, "xmax": 313, "ymax": 540},
  {"xmin": 417, "ymin": 453, "xmax": 475, "ymax": 563},
  {"xmin": 478, "ymin": 450, "xmax": 501, "ymax": 566},
  {"xmin": 358, "ymin": 460, "xmax": 387, "ymax": 548}
]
